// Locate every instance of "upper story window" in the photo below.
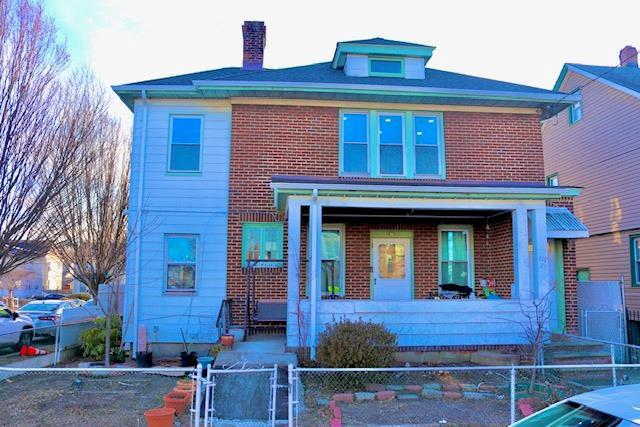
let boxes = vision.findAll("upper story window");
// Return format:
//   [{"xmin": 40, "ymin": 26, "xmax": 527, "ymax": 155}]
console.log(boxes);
[
  {"xmin": 169, "ymin": 116, "xmax": 202, "ymax": 172},
  {"xmin": 569, "ymin": 101, "xmax": 582, "ymax": 124},
  {"xmin": 341, "ymin": 113, "xmax": 369, "ymax": 174},
  {"xmin": 340, "ymin": 110, "xmax": 444, "ymax": 179},
  {"xmin": 378, "ymin": 114, "xmax": 404, "ymax": 175},
  {"xmin": 546, "ymin": 173, "xmax": 559, "ymax": 187},
  {"xmin": 369, "ymin": 57, "xmax": 404, "ymax": 77},
  {"xmin": 414, "ymin": 115, "xmax": 441, "ymax": 176}
]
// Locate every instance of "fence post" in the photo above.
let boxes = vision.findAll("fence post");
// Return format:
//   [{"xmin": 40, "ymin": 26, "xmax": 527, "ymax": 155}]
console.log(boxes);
[
  {"xmin": 610, "ymin": 344, "xmax": 617, "ymax": 386},
  {"xmin": 54, "ymin": 321, "xmax": 62, "ymax": 365},
  {"xmin": 204, "ymin": 364, "xmax": 213, "ymax": 427},
  {"xmin": 510, "ymin": 366, "xmax": 516, "ymax": 425},
  {"xmin": 287, "ymin": 364, "xmax": 294, "ymax": 427},
  {"xmin": 193, "ymin": 364, "xmax": 203, "ymax": 427},
  {"xmin": 271, "ymin": 364, "xmax": 278, "ymax": 427}
]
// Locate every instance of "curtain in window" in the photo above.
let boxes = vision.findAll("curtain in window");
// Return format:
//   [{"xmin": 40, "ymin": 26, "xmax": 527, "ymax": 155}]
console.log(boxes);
[{"xmin": 440, "ymin": 230, "xmax": 468, "ymax": 286}]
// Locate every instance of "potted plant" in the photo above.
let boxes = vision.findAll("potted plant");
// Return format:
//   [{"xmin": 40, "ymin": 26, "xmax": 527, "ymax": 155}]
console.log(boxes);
[
  {"xmin": 220, "ymin": 334, "xmax": 234, "ymax": 347},
  {"xmin": 144, "ymin": 407, "xmax": 175, "ymax": 427},
  {"xmin": 136, "ymin": 344, "xmax": 153, "ymax": 368}
]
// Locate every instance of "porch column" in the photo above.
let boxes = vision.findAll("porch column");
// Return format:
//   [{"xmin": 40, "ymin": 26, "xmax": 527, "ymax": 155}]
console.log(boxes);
[
  {"xmin": 309, "ymin": 192, "xmax": 323, "ymax": 359},
  {"xmin": 530, "ymin": 207, "xmax": 550, "ymax": 299},
  {"xmin": 286, "ymin": 199, "xmax": 302, "ymax": 349},
  {"xmin": 513, "ymin": 207, "xmax": 531, "ymax": 300}
]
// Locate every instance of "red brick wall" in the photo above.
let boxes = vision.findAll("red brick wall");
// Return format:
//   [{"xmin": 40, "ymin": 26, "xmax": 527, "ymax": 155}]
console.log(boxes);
[
  {"xmin": 227, "ymin": 104, "xmax": 547, "ymax": 323},
  {"xmin": 443, "ymin": 112, "xmax": 545, "ymax": 182},
  {"xmin": 563, "ymin": 239, "xmax": 578, "ymax": 333}
]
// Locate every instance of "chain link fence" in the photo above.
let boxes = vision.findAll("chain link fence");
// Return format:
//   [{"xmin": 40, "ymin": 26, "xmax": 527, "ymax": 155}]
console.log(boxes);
[{"xmin": 289, "ymin": 364, "xmax": 640, "ymax": 426}]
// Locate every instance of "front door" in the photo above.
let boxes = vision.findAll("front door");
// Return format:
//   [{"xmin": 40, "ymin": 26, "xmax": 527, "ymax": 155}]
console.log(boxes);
[{"xmin": 372, "ymin": 238, "xmax": 412, "ymax": 300}]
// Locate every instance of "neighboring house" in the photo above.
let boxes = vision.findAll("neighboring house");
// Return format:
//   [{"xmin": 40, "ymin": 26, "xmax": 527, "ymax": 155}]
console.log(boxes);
[
  {"xmin": 542, "ymin": 46, "xmax": 640, "ymax": 311},
  {"xmin": 0, "ymin": 253, "xmax": 64, "ymax": 299},
  {"xmin": 114, "ymin": 22, "xmax": 588, "ymax": 356}
]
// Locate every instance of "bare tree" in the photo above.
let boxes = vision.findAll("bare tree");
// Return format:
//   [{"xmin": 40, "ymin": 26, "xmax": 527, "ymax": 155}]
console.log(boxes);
[
  {"xmin": 50, "ymin": 74, "xmax": 130, "ymax": 366},
  {"xmin": 0, "ymin": 0, "xmax": 90, "ymax": 275}
]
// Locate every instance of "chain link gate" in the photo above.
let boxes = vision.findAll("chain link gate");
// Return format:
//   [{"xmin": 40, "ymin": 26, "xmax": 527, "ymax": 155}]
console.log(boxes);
[{"xmin": 200, "ymin": 365, "xmax": 280, "ymax": 426}]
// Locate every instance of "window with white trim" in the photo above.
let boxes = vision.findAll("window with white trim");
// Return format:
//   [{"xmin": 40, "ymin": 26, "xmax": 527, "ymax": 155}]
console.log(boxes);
[
  {"xmin": 569, "ymin": 101, "xmax": 582, "ymax": 124},
  {"xmin": 166, "ymin": 235, "xmax": 198, "ymax": 292},
  {"xmin": 439, "ymin": 226, "xmax": 473, "ymax": 288},
  {"xmin": 414, "ymin": 115, "xmax": 441, "ymax": 176},
  {"xmin": 632, "ymin": 236, "xmax": 640, "ymax": 287},
  {"xmin": 169, "ymin": 116, "xmax": 202, "ymax": 172},
  {"xmin": 341, "ymin": 113, "xmax": 368, "ymax": 174},
  {"xmin": 378, "ymin": 114, "xmax": 404, "ymax": 175}
]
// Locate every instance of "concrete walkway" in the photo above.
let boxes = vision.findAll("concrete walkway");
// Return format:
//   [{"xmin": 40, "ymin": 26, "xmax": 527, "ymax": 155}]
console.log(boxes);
[{"xmin": 214, "ymin": 334, "xmax": 296, "ymax": 369}]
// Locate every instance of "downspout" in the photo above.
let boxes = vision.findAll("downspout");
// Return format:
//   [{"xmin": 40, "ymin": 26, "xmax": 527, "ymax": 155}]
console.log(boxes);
[
  {"xmin": 132, "ymin": 90, "xmax": 148, "ymax": 355},
  {"xmin": 309, "ymin": 189, "xmax": 319, "ymax": 359}
]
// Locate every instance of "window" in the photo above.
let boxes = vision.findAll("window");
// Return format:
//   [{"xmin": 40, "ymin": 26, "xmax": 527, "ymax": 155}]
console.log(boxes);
[
  {"xmin": 166, "ymin": 235, "xmax": 197, "ymax": 292},
  {"xmin": 369, "ymin": 58, "xmax": 404, "ymax": 77},
  {"xmin": 321, "ymin": 225, "xmax": 345, "ymax": 296},
  {"xmin": 439, "ymin": 226, "xmax": 473, "ymax": 288},
  {"xmin": 378, "ymin": 114, "xmax": 404, "ymax": 175},
  {"xmin": 546, "ymin": 173, "xmax": 559, "ymax": 187},
  {"xmin": 341, "ymin": 113, "xmax": 369, "ymax": 174},
  {"xmin": 242, "ymin": 223, "xmax": 284, "ymax": 268},
  {"xmin": 631, "ymin": 235, "xmax": 640, "ymax": 287},
  {"xmin": 576, "ymin": 269, "xmax": 590, "ymax": 282},
  {"xmin": 169, "ymin": 116, "xmax": 202, "ymax": 172},
  {"xmin": 414, "ymin": 115, "xmax": 441, "ymax": 176},
  {"xmin": 513, "ymin": 401, "xmax": 622, "ymax": 426},
  {"xmin": 569, "ymin": 101, "xmax": 582, "ymax": 124}
]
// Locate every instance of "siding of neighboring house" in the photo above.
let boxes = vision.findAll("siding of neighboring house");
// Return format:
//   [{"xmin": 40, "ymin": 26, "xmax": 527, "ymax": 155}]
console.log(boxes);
[
  {"xmin": 226, "ymin": 103, "xmax": 547, "ymax": 324},
  {"xmin": 0, "ymin": 255, "xmax": 63, "ymax": 298},
  {"xmin": 124, "ymin": 99, "xmax": 232, "ymax": 345},
  {"xmin": 543, "ymin": 70, "xmax": 640, "ymax": 309}
]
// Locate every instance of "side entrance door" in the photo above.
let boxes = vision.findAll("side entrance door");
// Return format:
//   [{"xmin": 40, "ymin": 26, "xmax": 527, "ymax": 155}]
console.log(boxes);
[{"xmin": 372, "ymin": 237, "xmax": 412, "ymax": 300}]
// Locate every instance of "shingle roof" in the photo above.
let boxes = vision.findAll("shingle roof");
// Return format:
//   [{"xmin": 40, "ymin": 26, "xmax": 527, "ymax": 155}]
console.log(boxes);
[
  {"xmin": 568, "ymin": 63, "xmax": 640, "ymax": 94},
  {"xmin": 127, "ymin": 61, "xmax": 559, "ymax": 95},
  {"xmin": 339, "ymin": 37, "xmax": 434, "ymax": 48}
]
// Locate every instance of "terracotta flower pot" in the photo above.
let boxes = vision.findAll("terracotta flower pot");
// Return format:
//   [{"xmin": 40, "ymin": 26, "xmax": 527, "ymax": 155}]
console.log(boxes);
[
  {"xmin": 220, "ymin": 334, "xmax": 234, "ymax": 347},
  {"xmin": 163, "ymin": 391, "xmax": 190, "ymax": 415},
  {"xmin": 144, "ymin": 407, "xmax": 175, "ymax": 427},
  {"xmin": 172, "ymin": 387, "xmax": 193, "ymax": 399}
]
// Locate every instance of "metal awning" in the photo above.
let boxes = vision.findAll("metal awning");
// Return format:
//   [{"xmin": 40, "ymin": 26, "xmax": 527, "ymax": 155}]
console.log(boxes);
[{"xmin": 546, "ymin": 207, "xmax": 589, "ymax": 238}]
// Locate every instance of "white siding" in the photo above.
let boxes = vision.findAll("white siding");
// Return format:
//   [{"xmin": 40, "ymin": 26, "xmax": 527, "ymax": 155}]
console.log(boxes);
[
  {"xmin": 404, "ymin": 57, "xmax": 426, "ymax": 79},
  {"xmin": 124, "ymin": 99, "xmax": 232, "ymax": 344},
  {"xmin": 344, "ymin": 54, "xmax": 368, "ymax": 77}
]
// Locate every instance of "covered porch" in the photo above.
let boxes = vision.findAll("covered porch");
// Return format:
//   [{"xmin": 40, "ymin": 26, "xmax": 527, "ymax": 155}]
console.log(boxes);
[{"xmin": 272, "ymin": 176, "xmax": 584, "ymax": 357}]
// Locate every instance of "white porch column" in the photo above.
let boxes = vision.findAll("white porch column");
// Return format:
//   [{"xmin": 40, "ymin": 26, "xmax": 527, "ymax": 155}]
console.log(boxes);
[
  {"xmin": 513, "ymin": 207, "xmax": 531, "ymax": 300},
  {"xmin": 531, "ymin": 207, "xmax": 550, "ymax": 299},
  {"xmin": 286, "ymin": 199, "xmax": 302, "ymax": 349},
  {"xmin": 309, "ymin": 192, "xmax": 323, "ymax": 359}
]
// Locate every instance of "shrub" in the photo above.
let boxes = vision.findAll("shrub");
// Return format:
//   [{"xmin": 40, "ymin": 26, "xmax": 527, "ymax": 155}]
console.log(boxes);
[
  {"xmin": 317, "ymin": 320, "xmax": 396, "ymax": 368},
  {"xmin": 64, "ymin": 292, "xmax": 92, "ymax": 301},
  {"xmin": 80, "ymin": 315, "xmax": 122, "ymax": 361}
]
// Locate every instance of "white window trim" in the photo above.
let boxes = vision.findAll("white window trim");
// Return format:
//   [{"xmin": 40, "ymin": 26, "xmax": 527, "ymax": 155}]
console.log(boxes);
[
  {"xmin": 437, "ymin": 225, "xmax": 475, "ymax": 291},
  {"xmin": 413, "ymin": 113, "xmax": 445, "ymax": 179},
  {"xmin": 377, "ymin": 112, "xmax": 406, "ymax": 177},
  {"xmin": 340, "ymin": 111, "xmax": 370, "ymax": 176},
  {"xmin": 164, "ymin": 234, "xmax": 199, "ymax": 293},
  {"xmin": 167, "ymin": 115, "xmax": 204, "ymax": 173}
]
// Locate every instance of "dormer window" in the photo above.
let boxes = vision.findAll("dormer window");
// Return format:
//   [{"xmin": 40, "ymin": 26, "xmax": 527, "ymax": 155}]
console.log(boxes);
[{"xmin": 369, "ymin": 58, "xmax": 404, "ymax": 77}]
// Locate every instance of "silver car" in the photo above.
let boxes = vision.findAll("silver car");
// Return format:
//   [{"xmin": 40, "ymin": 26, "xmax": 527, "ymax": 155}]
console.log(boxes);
[
  {"xmin": 511, "ymin": 384, "xmax": 640, "ymax": 426},
  {"xmin": 17, "ymin": 300, "xmax": 75, "ymax": 336},
  {"xmin": 0, "ymin": 304, "xmax": 34, "ymax": 351}
]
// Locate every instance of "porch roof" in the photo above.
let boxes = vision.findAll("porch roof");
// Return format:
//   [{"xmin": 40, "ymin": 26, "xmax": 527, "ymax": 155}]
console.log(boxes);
[{"xmin": 270, "ymin": 175, "xmax": 581, "ymax": 211}]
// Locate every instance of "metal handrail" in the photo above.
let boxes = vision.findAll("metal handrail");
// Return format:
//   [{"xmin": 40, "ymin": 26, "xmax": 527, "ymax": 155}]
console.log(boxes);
[{"xmin": 215, "ymin": 299, "xmax": 232, "ymax": 337}]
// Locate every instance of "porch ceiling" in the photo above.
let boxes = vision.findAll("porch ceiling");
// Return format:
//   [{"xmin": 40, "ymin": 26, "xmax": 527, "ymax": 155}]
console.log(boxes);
[{"xmin": 301, "ymin": 206, "xmax": 510, "ymax": 222}]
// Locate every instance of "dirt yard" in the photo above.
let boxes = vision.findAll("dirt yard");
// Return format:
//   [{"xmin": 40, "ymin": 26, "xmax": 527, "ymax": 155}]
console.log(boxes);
[{"xmin": 0, "ymin": 371, "xmax": 192, "ymax": 426}]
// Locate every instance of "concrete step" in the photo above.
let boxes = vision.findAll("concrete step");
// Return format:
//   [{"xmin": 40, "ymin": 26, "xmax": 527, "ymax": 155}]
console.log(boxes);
[
  {"xmin": 545, "ymin": 350, "xmax": 611, "ymax": 360},
  {"xmin": 544, "ymin": 341, "xmax": 606, "ymax": 352}
]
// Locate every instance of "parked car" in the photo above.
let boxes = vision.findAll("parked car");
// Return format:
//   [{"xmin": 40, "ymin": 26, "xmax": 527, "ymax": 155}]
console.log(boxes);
[
  {"xmin": 33, "ymin": 293, "xmax": 67, "ymax": 300},
  {"xmin": 17, "ymin": 300, "xmax": 75, "ymax": 336},
  {"xmin": 511, "ymin": 384, "xmax": 640, "ymax": 426},
  {"xmin": 0, "ymin": 305, "xmax": 34, "ymax": 351}
]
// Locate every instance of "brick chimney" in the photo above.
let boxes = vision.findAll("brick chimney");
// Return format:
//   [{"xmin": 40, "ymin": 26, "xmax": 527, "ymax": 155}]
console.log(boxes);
[
  {"xmin": 242, "ymin": 21, "xmax": 266, "ymax": 70},
  {"xmin": 619, "ymin": 45, "xmax": 638, "ymax": 68}
]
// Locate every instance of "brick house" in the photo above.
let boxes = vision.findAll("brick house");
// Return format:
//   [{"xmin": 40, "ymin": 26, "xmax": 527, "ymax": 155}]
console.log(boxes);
[{"xmin": 114, "ymin": 22, "xmax": 588, "ymax": 356}]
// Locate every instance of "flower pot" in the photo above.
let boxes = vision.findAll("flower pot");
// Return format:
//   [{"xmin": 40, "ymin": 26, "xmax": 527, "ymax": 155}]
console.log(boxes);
[
  {"xmin": 144, "ymin": 407, "xmax": 175, "ymax": 427},
  {"xmin": 172, "ymin": 387, "xmax": 193, "ymax": 399},
  {"xmin": 220, "ymin": 334, "xmax": 234, "ymax": 347},
  {"xmin": 180, "ymin": 351, "xmax": 198, "ymax": 367},
  {"xmin": 163, "ymin": 391, "xmax": 189, "ymax": 415},
  {"xmin": 136, "ymin": 351, "xmax": 153, "ymax": 368}
]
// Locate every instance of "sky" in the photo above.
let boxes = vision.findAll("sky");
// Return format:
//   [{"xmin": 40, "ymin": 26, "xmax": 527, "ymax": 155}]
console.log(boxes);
[{"xmin": 45, "ymin": 0, "xmax": 640, "ymax": 123}]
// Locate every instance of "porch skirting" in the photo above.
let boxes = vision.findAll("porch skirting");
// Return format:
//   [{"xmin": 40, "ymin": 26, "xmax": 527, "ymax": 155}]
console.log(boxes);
[{"xmin": 287, "ymin": 299, "xmax": 534, "ymax": 348}]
